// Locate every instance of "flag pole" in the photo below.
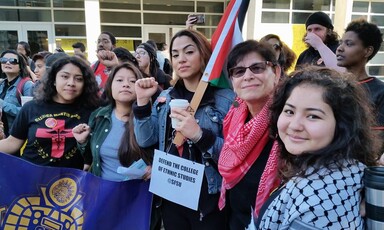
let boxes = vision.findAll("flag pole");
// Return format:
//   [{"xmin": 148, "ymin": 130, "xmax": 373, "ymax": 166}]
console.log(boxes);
[
  {"xmin": 173, "ymin": 80, "xmax": 209, "ymax": 146},
  {"xmin": 173, "ymin": 0, "xmax": 246, "ymax": 146}
]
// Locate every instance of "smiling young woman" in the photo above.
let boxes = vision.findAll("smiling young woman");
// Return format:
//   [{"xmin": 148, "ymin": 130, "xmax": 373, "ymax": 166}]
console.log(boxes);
[
  {"xmin": 72, "ymin": 62, "xmax": 152, "ymax": 181},
  {"xmin": 0, "ymin": 56, "xmax": 100, "ymax": 170},
  {"xmin": 257, "ymin": 67, "xmax": 380, "ymax": 229}
]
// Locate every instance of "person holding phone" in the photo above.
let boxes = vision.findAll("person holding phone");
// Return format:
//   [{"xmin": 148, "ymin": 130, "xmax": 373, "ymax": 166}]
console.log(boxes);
[{"xmin": 186, "ymin": 14, "xmax": 205, "ymax": 29}]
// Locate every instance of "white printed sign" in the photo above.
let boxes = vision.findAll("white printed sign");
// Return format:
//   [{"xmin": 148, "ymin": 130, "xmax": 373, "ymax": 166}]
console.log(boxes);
[{"xmin": 149, "ymin": 149, "xmax": 205, "ymax": 210}]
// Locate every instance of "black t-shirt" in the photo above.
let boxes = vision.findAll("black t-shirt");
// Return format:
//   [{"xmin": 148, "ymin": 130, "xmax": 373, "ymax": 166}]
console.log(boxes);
[
  {"xmin": 360, "ymin": 77, "xmax": 384, "ymax": 152},
  {"xmin": 10, "ymin": 100, "xmax": 93, "ymax": 169},
  {"xmin": 296, "ymin": 42, "xmax": 339, "ymax": 69},
  {"xmin": 227, "ymin": 138, "xmax": 273, "ymax": 230}
]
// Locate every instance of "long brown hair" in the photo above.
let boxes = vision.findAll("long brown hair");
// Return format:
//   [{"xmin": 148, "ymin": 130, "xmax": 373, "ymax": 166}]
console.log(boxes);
[
  {"xmin": 104, "ymin": 62, "xmax": 152, "ymax": 166},
  {"xmin": 169, "ymin": 29, "xmax": 212, "ymax": 84}
]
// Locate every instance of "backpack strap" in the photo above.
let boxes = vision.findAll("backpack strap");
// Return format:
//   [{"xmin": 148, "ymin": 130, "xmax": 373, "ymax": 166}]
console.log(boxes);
[
  {"xmin": 16, "ymin": 77, "xmax": 32, "ymax": 104},
  {"xmin": 92, "ymin": 60, "xmax": 100, "ymax": 72}
]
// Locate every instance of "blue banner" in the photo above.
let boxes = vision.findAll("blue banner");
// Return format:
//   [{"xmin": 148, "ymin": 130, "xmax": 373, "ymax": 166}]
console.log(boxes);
[{"xmin": 0, "ymin": 153, "xmax": 152, "ymax": 230}]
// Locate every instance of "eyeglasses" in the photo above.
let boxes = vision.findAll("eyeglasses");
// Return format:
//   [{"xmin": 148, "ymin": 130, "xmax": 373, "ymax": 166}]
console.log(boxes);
[
  {"xmin": 229, "ymin": 61, "xmax": 275, "ymax": 78},
  {"xmin": 134, "ymin": 51, "xmax": 147, "ymax": 57},
  {"xmin": 97, "ymin": 39, "xmax": 111, "ymax": 45},
  {"xmin": 0, "ymin": 57, "xmax": 19, "ymax": 65}
]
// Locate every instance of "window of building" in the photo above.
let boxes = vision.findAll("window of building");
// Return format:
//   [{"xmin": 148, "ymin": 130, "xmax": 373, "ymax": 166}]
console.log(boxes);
[
  {"xmin": 53, "ymin": 0, "xmax": 84, "ymax": 8},
  {"xmin": 0, "ymin": 9, "xmax": 51, "ymax": 21},
  {"xmin": 353, "ymin": 1, "xmax": 368, "ymax": 12},
  {"xmin": 143, "ymin": 0, "xmax": 194, "ymax": 12},
  {"xmin": 54, "ymin": 10, "xmax": 85, "ymax": 22},
  {"xmin": 371, "ymin": 2, "xmax": 384, "ymax": 13},
  {"xmin": 262, "ymin": 0, "xmax": 290, "ymax": 9},
  {"xmin": 100, "ymin": 0, "xmax": 140, "ymax": 10},
  {"xmin": 197, "ymin": 1, "xmax": 224, "ymax": 13},
  {"xmin": 0, "ymin": 31, "xmax": 18, "ymax": 52},
  {"xmin": 55, "ymin": 25, "xmax": 86, "ymax": 36},
  {"xmin": 262, "ymin": 0, "xmax": 335, "ymax": 24},
  {"xmin": 292, "ymin": 0, "xmax": 331, "ymax": 11},
  {"xmin": 0, "ymin": 0, "xmax": 50, "ymax": 7},
  {"xmin": 101, "ymin": 25, "xmax": 142, "ymax": 37},
  {"xmin": 101, "ymin": 11, "xmax": 141, "ymax": 24},
  {"xmin": 262, "ymin": 12, "xmax": 290, "ymax": 23},
  {"xmin": 56, "ymin": 38, "xmax": 87, "ymax": 55}
]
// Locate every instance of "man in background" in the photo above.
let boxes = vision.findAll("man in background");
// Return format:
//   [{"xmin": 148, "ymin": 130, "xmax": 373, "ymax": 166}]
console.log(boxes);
[{"xmin": 72, "ymin": 42, "xmax": 86, "ymax": 55}]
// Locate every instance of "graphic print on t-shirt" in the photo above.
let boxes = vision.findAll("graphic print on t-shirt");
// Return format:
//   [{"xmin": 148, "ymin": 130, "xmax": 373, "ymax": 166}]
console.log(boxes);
[{"xmin": 36, "ymin": 118, "xmax": 73, "ymax": 158}]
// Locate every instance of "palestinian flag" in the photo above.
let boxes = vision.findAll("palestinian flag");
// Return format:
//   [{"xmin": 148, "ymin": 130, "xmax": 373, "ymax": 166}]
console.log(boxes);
[{"xmin": 202, "ymin": 0, "xmax": 250, "ymax": 88}]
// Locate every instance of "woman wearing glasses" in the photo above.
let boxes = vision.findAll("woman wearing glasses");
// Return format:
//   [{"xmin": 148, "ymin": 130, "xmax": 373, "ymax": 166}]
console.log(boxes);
[
  {"xmin": 0, "ymin": 50, "xmax": 34, "ymax": 137},
  {"xmin": 133, "ymin": 29, "xmax": 234, "ymax": 229},
  {"xmin": 218, "ymin": 40, "xmax": 281, "ymax": 229},
  {"xmin": 135, "ymin": 42, "xmax": 172, "ymax": 90},
  {"xmin": 260, "ymin": 34, "xmax": 296, "ymax": 78}
]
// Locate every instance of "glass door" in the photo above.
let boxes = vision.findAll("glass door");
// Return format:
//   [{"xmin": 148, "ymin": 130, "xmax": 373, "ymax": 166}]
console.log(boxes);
[
  {"xmin": 23, "ymin": 24, "xmax": 53, "ymax": 56},
  {"xmin": 0, "ymin": 24, "xmax": 22, "ymax": 54},
  {"xmin": 0, "ymin": 23, "xmax": 53, "ymax": 55},
  {"xmin": 143, "ymin": 26, "xmax": 171, "ymax": 50}
]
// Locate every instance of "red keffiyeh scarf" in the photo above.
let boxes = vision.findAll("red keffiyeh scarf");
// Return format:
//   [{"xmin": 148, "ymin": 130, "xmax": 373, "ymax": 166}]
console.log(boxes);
[{"xmin": 218, "ymin": 98, "xmax": 280, "ymax": 217}]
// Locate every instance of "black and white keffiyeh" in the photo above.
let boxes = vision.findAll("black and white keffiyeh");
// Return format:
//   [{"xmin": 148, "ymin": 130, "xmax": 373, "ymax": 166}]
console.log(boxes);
[{"xmin": 258, "ymin": 161, "xmax": 365, "ymax": 230}]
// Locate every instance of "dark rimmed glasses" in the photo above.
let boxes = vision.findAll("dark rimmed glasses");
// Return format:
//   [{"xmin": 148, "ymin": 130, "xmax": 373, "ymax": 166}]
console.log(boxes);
[
  {"xmin": 134, "ymin": 51, "xmax": 147, "ymax": 57},
  {"xmin": 229, "ymin": 61, "xmax": 275, "ymax": 78},
  {"xmin": 0, "ymin": 57, "xmax": 19, "ymax": 65}
]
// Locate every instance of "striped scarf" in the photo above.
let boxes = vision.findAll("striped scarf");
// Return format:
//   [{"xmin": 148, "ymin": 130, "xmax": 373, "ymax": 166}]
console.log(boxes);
[{"xmin": 218, "ymin": 98, "xmax": 280, "ymax": 217}]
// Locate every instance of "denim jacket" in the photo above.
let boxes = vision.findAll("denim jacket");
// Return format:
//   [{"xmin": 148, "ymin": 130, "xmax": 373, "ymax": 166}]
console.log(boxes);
[
  {"xmin": 134, "ymin": 85, "xmax": 235, "ymax": 194},
  {"xmin": 78, "ymin": 105, "xmax": 113, "ymax": 177},
  {"xmin": 0, "ymin": 77, "xmax": 34, "ymax": 134}
]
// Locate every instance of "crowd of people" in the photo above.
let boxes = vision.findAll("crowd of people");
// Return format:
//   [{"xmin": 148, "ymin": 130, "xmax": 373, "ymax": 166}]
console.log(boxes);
[{"xmin": 0, "ymin": 11, "xmax": 383, "ymax": 230}]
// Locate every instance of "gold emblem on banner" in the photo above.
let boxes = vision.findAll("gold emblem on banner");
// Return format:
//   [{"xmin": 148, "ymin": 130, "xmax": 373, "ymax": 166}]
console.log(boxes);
[{"xmin": 1, "ymin": 177, "xmax": 84, "ymax": 229}]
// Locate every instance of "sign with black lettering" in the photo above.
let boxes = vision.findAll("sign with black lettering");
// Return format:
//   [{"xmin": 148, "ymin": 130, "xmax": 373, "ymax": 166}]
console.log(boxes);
[{"xmin": 149, "ymin": 150, "xmax": 204, "ymax": 210}]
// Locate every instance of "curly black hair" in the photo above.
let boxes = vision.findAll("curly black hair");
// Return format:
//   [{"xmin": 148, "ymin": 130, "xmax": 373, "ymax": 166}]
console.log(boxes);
[
  {"xmin": 35, "ymin": 56, "xmax": 100, "ymax": 109},
  {"xmin": 345, "ymin": 18, "xmax": 383, "ymax": 61}
]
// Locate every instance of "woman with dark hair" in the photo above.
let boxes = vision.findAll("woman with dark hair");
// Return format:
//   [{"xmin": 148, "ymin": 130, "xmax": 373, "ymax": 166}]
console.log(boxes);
[
  {"xmin": 0, "ymin": 56, "xmax": 100, "ymax": 169},
  {"xmin": 134, "ymin": 29, "xmax": 234, "ymax": 229},
  {"xmin": 72, "ymin": 62, "xmax": 152, "ymax": 180},
  {"xmin": 260, "ymin": 34, "xmax": 296, "ymax": 77},
  {"xmin": 16, "ymin": 41, "xmax": 35, "ymax": 71},
  {"xmin": 135, "ymin": 42, "xmax": 171, "ymax": 90},
  {"xmin": 113, "ymin": 47, "xmax": 138, "ymax": 67},
  {"xmin": 0, "ymin": 49, "xmax": 34, "ymax": 136},
  {"xmin": 32, "ymin": 51, "xmax": 52, "ymax": 82},
  {"xmin": 257, "ymin": 67, "xmax": 380, "ymax": 229},
  {"xmin": 218, "ymin": 40, "xmax": 282, "ymax": 229}
]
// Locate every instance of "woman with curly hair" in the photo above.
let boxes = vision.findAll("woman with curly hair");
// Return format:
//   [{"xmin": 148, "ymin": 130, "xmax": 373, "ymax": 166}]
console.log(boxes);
[
  {"xmin": 0, "ymin": 56, "xmax": 100, "ymax": 170},
  {"xmin": 257, "ymin": 67, "xmax": 380, "ymax": 229}
]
